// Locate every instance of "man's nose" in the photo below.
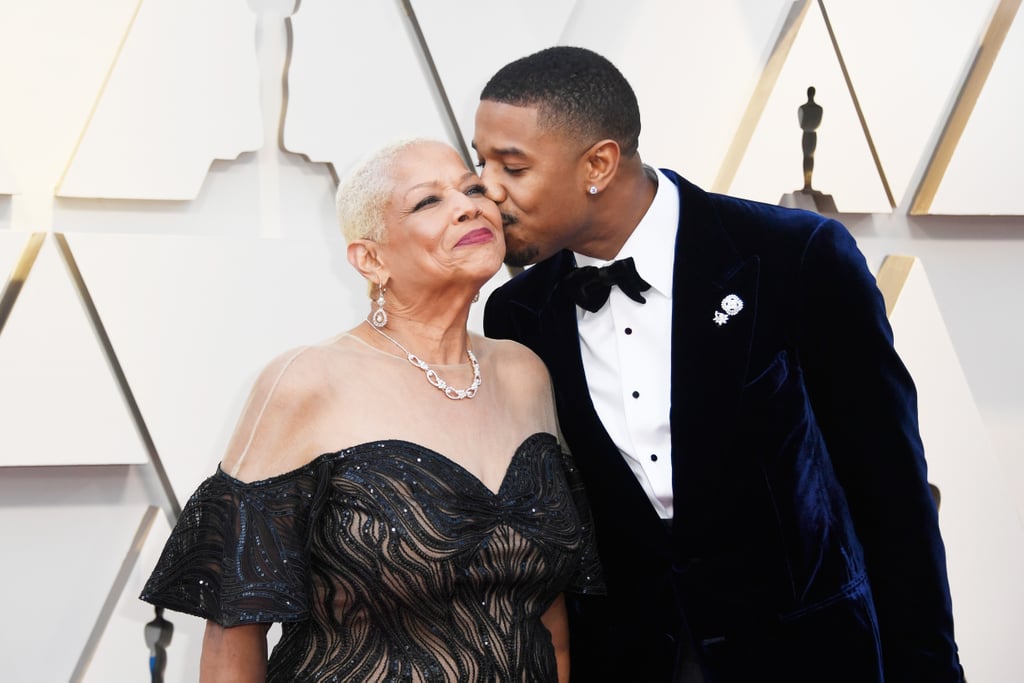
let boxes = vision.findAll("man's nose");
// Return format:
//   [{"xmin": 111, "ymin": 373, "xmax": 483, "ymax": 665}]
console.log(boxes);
[{"xmin": 480, "ymin": 167, "xmax": 506, "ymax": 203}]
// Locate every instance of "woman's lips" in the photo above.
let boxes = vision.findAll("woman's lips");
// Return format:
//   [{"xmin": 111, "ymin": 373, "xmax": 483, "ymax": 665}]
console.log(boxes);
[{"xmin": 455, "ymin": 227, "xmax": 494, "ymax": 246}]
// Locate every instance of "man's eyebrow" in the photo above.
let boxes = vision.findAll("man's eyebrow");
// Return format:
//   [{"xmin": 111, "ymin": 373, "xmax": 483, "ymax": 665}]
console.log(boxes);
[{"xmin": 470, "ymin": 141, "xmax": 527, "ymax": 157}]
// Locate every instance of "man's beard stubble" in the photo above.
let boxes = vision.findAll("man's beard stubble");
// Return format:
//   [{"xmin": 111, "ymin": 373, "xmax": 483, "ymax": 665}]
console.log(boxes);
[{"xmin": 501, "ymin": 214, "xmax": 539, "ymax": 268}]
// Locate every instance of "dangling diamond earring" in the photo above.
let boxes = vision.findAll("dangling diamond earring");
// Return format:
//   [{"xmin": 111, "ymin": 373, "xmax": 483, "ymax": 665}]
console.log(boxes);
[
  {"xmin": 472, "ymin": 292, "xmax": 480, "ymax": 304},
  {"xmin": 371, "ymin": 280, "xmax": 388, "ymax": 328}
]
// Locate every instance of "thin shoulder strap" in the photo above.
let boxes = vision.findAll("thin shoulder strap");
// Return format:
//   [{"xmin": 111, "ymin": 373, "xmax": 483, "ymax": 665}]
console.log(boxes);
[{"xmin": 228, "ymin": 346, "xmax": 311, "ymax": 478}]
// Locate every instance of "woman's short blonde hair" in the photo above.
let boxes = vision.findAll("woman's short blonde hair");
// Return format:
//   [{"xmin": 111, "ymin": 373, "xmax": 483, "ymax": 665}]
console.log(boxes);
[{"xmin": 335, "ymin": 138, "xmax": 436, "ymax": 245}]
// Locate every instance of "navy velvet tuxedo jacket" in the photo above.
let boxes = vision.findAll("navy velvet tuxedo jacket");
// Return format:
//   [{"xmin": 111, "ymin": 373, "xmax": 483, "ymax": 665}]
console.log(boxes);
[{"xmin": 484, "ymin": 171, "xmax": 963, "ymax": 682}]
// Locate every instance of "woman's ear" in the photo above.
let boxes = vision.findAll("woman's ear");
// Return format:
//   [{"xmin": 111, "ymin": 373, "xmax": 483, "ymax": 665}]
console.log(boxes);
[
  {"xmin": 583, "ymin": 139, "xmax": 621, "ymax": 194},
  {"xmin": 347, "ymin": 240, "xmax": 390, "ymax": 286}
]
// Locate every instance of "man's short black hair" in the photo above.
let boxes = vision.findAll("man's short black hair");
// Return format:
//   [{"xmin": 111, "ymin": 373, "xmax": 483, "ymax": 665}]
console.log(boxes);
[{"xmin": 480, "ymin": 46, "xmax": 641, "ymax": 157}]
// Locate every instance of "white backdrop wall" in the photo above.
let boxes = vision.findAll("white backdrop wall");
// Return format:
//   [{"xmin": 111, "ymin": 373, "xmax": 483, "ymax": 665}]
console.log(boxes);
[{"xmin": 1, "ymin": 1, "xmax": 1022, "ymax": 681}]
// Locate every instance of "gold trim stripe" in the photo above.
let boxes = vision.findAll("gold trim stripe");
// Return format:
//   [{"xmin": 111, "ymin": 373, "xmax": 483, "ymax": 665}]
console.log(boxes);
[
  {"xmin": 400, "ymin": 0, "xmax": 473, "ymax": 169},
  {"xmin": 712, "ymin": 0, "xmax": 813, "ymax": 193},
  {"xmin": 910, "ymin": 0, "xmax": 1022, "ymax": 214},
  {"xmin": 53, "ymin": 233, "xmax": 181, "ymax": 522},
  {"xmin": 0, "ymin": 232, "xmax": 46, "ymax": 336},
  {"xmin": 875, "ymin": 254, "xmax": 916, "ymax": 318},
  {"xmin": 55, "ymin": 0, "xmax": 145, "ymax": 195},
  {"xmin": 817, "ymin": 0, "xmax": 895, "ymax": 209},
  {"xmin": 69, "ymin": 506, "xmax": 160, "ymax": 682}
]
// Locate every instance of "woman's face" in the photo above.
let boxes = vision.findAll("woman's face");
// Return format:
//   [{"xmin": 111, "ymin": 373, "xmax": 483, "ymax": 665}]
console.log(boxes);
[{"xmin": 380, "ymin": 141, "xmax": 505, "ymax": 295}]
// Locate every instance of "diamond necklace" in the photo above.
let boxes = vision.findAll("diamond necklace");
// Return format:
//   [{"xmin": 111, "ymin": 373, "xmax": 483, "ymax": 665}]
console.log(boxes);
[{"xmin": 364, "ymin": 319, "xmax": 481, "ymax": 400}]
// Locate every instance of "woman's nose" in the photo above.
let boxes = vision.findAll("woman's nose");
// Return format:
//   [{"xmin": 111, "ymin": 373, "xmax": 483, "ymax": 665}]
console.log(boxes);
[{"xmin": 455, "ymin": 193, "xmax": 482, "ymax": 222}]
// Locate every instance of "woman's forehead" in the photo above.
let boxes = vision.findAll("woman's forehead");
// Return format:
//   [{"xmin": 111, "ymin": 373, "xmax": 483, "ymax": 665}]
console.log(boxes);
[{"xmin": 393, "ymin": 143, "xmax": 468, "ymax": 185}]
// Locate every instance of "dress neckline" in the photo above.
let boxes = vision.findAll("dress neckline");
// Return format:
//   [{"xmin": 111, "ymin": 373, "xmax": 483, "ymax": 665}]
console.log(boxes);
[{"xmin": 216, "ymin": 431, "xmax": 557, "ymax": 497}]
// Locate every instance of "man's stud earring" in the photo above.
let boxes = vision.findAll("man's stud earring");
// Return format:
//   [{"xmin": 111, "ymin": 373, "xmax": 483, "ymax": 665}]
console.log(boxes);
[{"xmin": 589, "ymin": 186, "xmax": 598, "ymax": 195}]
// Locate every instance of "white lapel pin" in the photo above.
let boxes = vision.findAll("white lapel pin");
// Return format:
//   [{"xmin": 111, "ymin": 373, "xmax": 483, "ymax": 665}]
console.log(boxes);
[
  {"xmin": 713, "ymin": 294, "xmax": 744, "ymax": 326},
  {"xmin": 721, "ymin": 294, "xmax": 744, "ymax": 316}
]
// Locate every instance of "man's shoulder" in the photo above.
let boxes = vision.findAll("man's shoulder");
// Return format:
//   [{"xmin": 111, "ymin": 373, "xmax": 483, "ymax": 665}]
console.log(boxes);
[
  {"xmin": 660, "ymin": 169, "xmax": 860, "ymax": 279},
  {"xmin": 490, "ymin": 252, "xmax": 572, "ymax": 307},
  {"xmin": 484, "ymin": 253, "xmax": 573, "ymax": 340},
  {"xmin": 706, "ymin": 190, "xmax": 830, "ymax": 235},
  {"xmin": 682, "ymin": 178, "xmax": 842, "ymax": 256},
  {"xmin": 662, "ymin": 166, "xmax": 833, "ymax": 236}
]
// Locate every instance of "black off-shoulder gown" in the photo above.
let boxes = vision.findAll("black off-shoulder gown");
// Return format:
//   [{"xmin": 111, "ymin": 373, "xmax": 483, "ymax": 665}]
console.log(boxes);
[{"xmin": 141, "ymin": 432, "xmax": 603, "ymax": 682}]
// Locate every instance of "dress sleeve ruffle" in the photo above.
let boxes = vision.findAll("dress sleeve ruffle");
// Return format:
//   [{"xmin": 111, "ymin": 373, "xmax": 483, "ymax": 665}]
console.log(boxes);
[
  {"xmin": 559, "ymin": 449, "xmax": 607, "ymax": 596},
  {"xmin": 140, "ymin": 463, "xmax": 324, "ymax": 627}
]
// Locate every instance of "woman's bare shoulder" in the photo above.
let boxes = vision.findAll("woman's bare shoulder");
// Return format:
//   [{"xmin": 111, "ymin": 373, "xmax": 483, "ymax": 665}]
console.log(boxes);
[
  {"xmin": 475, "ymin": 335, "xmax": 552, "ymax": 394},
  {"xmin": 249, "ymin": 342, "xmax": 341, "ymax": 405},
  {"xmin": 475, "ymin": 335, "xmax": 559, "ymax": 436},
  {"xmin": 477, "ymin": 335, "xmax": 548, "ymax": 374},
  {"xmin": 220, "ymin": 340, "xmax": 352, "ymax": 481}
]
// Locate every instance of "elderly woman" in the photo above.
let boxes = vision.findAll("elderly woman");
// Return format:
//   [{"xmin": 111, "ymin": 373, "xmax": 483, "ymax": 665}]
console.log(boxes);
[{"xmin": 140, "ymin": 139, "xmax": 601, "ymax": 682}]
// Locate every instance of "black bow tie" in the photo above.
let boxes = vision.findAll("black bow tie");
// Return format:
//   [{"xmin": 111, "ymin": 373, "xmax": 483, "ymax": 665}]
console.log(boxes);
[{"xmin": 562, "ymin": 257, "xmax": 652, "ymax": 312}]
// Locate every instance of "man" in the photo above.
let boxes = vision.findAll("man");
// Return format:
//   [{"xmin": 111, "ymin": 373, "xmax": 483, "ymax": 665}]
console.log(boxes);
[{"xmin": 475, "ymin": 46, "xmax": 963, "ymax": 682}]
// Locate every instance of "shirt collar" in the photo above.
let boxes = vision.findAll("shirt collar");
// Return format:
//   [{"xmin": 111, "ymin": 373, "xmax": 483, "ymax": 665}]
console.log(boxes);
[{"xmin": 574, "ymin": 167, "xmax": 678, "ymax": 298}]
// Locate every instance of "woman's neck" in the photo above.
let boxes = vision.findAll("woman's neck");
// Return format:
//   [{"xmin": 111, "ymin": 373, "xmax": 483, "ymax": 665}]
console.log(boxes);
[{"xmin": 364, "ymin": 307, "xmax": 473, "ymax": 366}]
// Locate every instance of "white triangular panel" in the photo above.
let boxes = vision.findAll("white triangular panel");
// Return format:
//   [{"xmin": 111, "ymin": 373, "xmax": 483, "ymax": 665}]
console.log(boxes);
[
  {"xmin": 823, "ymin": 0, "xmax": 992, "ymax": 207},
  {"xmin": 0, "ymin": 194, "xmax": 10, "ymax": 231},
  {"xmin": 283, "ymin": 1, "xmax": 454, "ymax": 178},
  {"xmin": 0, "ymin": 0, "xmax": 137, "ymax": 205},
  {"xmin": 83, "ymin": 511, "xmax": 206, "ymax": 683},
  {"xmin": 729, "ymin": 5, "xmax": 891, "ymax": 212},
  {"xmin": 57, "ymin": 0, "xmax": 262, "ymax": 200},
  {"xmin": 65, "ymin": 233, "xmax": 365, "ymax": 501},
  {"xmin": 0, "ymin": 143, "xmax": 15, "ymax": 194},
  {"xmin": 55, "ymin": 154, "xmax": 339, "ymax": 242},
  {"xmin": 884, "ymin": 256, "xmax": 1024, "ymax": 681},
  {"xmin": 931, "ymin": 8, "xmax": 1024, "ymax": 215},
  {"xmin": 412, "ymin": 0, "xmax": 577, "ymax": 157},
  {"xmin": 0, "ymin": 234, "xmax": 148, "ymax": 466},
  {"xmin": 1, "ymin": 501, "xmax": 152, "ymax": 682},
  {"xmin": 560, "ymin": 0, "xmax": 796, "ymax": 188}
]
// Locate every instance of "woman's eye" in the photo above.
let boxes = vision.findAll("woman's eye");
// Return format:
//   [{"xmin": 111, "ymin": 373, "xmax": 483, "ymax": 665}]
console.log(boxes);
[
  {"xmin": 412, "ymin": 195, "xmax": 439, "ymax": 212},
  {"xmin": 466, "ymin": 184, "xmax": 487, "ymax": 196}
]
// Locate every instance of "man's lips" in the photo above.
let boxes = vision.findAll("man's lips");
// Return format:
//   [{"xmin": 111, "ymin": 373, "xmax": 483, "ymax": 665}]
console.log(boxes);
[{"xmin": 455, "ymin": 227, "xmax": 494, "ymax": 246}]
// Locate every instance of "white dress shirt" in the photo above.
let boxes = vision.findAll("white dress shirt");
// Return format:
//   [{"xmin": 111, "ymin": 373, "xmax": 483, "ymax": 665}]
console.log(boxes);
[{"xmin": 574, "ymin": 167, "xmax": 678, "ymax": 518}]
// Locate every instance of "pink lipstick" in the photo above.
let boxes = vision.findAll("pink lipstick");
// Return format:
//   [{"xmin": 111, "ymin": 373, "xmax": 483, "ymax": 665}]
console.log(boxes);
[{"xmin": 455, "ymin": 227, "xmax": 494, "ymax": 247}]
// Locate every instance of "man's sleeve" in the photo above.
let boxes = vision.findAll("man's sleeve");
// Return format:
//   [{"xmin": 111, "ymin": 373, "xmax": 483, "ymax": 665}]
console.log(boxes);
[{"xmin": 797, "ymin": 219, "xmax": 963, "ymax": 681}]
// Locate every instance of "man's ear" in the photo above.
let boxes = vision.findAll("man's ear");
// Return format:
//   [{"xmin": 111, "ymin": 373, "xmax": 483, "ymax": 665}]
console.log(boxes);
[
  {"xmin": 583, "ymin": 139, "xmax": 621, "ymax": 193},
  {"xmin": 347, "ymin": 239, "xmax": 390, "ymax": 287}
]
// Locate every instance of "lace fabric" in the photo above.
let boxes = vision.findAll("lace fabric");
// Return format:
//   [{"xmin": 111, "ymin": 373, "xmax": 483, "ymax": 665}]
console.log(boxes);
[
  {"xmin": 141, "ymin": 433, "xmax": 602, "ymax": 682},
  {"xmin": 141, "ymin": 330, "xmax": 602, "ymax": 681}
]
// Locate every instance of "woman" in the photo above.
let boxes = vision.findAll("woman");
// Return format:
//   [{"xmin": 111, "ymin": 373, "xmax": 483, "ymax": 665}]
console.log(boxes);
[{"xmin": 140, "ymin": 139, "xmax": 602, "ymax": 682}]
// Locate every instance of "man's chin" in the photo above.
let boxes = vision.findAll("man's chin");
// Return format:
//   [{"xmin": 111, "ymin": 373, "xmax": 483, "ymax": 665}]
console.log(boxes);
[{"xmin": 503, "ymin": 247, "xmax": 538, "ymax": 269}]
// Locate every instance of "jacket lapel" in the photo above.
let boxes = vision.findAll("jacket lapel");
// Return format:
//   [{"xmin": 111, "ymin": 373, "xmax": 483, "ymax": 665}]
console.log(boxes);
[
  {"xmin": 501, "ymin": 252, "xmax": 578, "ymax": 388},
  {"xmin": 503, "ymin": 252, "xmax": 668, "ymax": 534},
  {"xmin": 664, "ymin": 171, "xmax": 760, "ymax": 550}
]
